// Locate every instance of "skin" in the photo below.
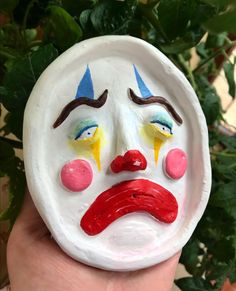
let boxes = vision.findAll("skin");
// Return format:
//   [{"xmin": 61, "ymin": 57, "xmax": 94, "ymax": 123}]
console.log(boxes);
[{"xmin": 7, "ymin": 190, "xmax": 181, "ymax": 291}]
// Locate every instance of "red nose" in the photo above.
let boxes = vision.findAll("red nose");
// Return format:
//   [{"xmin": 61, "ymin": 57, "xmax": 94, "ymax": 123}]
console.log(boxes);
[{"xmin": 110, "ymin": 150, "xmax": 147, "ymax": 173}]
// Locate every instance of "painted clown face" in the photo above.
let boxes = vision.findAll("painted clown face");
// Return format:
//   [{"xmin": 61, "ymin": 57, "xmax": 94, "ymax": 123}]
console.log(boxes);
[{"xmin": 23, "ymin": 36, "xmax": 211, "ymax": 271}]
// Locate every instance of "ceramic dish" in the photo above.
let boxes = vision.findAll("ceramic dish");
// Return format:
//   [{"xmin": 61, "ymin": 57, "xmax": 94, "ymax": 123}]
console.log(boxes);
[{"xmin": 23, "ymin": 36, "xmax": 211, "ymax": 271}]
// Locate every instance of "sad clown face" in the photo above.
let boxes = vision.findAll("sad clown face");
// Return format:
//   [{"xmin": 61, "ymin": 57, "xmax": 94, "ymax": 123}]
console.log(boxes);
[{"xmin": 23, "ymin": 36, "xmax": 211, "ymax": 271}]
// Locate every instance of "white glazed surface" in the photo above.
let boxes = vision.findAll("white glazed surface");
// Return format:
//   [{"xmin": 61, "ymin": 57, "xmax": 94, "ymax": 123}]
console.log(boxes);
[{"xmin": 23, "ymin": 36, "xmax": 211, "ymax": 271}]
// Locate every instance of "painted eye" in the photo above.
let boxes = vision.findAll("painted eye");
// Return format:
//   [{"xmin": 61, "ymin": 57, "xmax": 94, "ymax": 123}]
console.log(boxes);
[
  {"xmin": 75, "ymin": 125, "xmax": 98, "ymax": 140},
  {"xmin": 152, "ymin": 122, "xmax": 172, "ymax": 135},
  {"xmin": 150, "ymin": 120, "xmax": 173, "ymax": 136}
]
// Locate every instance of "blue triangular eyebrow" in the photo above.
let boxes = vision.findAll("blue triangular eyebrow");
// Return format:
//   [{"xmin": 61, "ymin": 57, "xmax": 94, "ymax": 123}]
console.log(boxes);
[
  {"xmin": 75, "ymin": 65, "xmax": 94, "ymax": 99},
  {"xmin": 133, "ymin": 65, "xmax": 152, "ymax": 98}
]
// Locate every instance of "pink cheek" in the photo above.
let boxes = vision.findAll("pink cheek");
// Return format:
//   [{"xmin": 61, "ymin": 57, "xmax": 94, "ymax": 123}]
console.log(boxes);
[
  {"xmin": 164, "ymin": 148, "xmax": 187, "ymax": 180},
  {"xmin": 60, "ymin": 159, "xmax": 93, "ymax": 192}
]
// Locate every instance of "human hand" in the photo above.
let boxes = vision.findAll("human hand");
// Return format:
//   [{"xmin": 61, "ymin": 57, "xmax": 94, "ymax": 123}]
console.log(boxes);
[{"xmin": 7, "ymin": 190, "xmax": 181, "ymax": 291}]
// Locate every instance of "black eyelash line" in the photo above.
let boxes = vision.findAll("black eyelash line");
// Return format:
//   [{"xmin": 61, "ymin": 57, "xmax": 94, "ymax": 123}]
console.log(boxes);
[
  {"xmin": 150, "ymin": 120, "xmax": 171, "ymax": 130},
  {"xmin": 53, "ymin": 90, "xmax": 108, "ymax": 129},
  {"xmin": 150, "ymin": 120, "xmax": 173, "ymax": 134},
  {"xmin": 129, "ymin": 89, "xmax": 183, "ymax": 125},
  {"xmin": 74, "ymin": 124, "xmax": 98, "ymax": 140}
]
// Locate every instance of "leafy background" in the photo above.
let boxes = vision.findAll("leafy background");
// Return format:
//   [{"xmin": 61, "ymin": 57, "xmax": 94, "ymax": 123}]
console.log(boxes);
[{"xmin": 0, "ymin": 0, "xmax": 236, "ymax": 290}]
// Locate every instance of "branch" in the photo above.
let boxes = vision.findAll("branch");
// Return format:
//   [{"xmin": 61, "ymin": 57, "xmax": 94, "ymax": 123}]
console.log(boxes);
[
  {"xmin": 178, "ymin": 54, "xmax": 198, "ymax": 93},
  {"xmin": 211, "ymin": 151, "xmax": 236, "ymax": 158},
  {"xmin": 22, "ymin": 0, "xmax": 38, "ymax": 30},
  {"xmin": 0, "ymin": 48, "xmax": 16, "ymax": 59},
  {"xmin": 0, "ymin": 136, "xmax": 23, "ymax": 149},
  {"xmin": 194, "ymin": 40, "xmax": 236, "ymax": 73},
  {"xmin": 138, "ymin": 3, "xmax": 169, "ymax": 42}
]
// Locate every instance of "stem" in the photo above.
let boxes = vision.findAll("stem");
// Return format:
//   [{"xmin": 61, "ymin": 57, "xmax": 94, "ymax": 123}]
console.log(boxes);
[
  {"xmin": 0, "ymin": 136, "xmax": 23, "ymax": 149},
  {"xmin": 147, "ymin": 0, "xmax": 161, "ymax": 8},
  {"xmin": 178, "ymin": 54, "xmax": 198, "ymax": 92},
  {"xmin": 139, "ymin": 3, "xmax": 169, "ymax": 42},
  {"xmin": 22, "ymin": 0, "xmax": 38, "ymax": 30},
  {"xmin": 211, "ymin": 151, "xmax": 236, "ymax": 158},
  {"xmin": 225, "ymin": 36, "xmax": 232, "ymax": 45},
  {"xmin": 224, "ymin": 99, "xmax": 236, "ymax": 112},
  {"xmin": 194, "ymin": 40, "xmax": 236, "ymax": 73},
  {"xmin": 0, "ymin": 49, "xmax": 16, "ymax": 59},
  {"xmin": 222, "ymin": 50, "xmax": 232, "ymax": 63},
  {"xmin": 28, "ymin": 40, "xmax": 42, "ymax": 49},
  {"xmin": 228, "ymin": 162, "xmax": 236, "ymax": 169},
  {"xmin": 168, "ymin": 55, "xmax": 182, "ymax": 69}
]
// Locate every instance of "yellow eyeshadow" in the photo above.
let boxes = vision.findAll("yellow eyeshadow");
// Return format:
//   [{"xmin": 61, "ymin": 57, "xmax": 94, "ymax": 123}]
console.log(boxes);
[
  {"xmin": 144, "ymin": 123, "xmax": 172, "ymax": 140},
  {"xmin": 91, "ymin": 138, "xmax": 101, "ymax": 171},
  {"xmin": 154, "ymin": 138, "xmax": 163, "ymax": 165},
  {"xmin": 68, "ymin": 127, "xmax": 104, "ymax": 170},
  {"xmin": 141, "ymin": 123, "xmax": 172, "ymax": 166}
]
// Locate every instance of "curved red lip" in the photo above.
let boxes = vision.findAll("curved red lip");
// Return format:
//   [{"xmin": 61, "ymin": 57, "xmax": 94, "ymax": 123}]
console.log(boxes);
[{"xmin": 80, "ymin": 179, "xmax": 178, "ymax": 236}]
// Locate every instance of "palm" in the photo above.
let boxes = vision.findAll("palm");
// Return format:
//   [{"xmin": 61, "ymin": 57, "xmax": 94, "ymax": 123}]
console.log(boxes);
[{"xmin": 7, "ymin": 192, "xmax": 180, "ymax": 291}]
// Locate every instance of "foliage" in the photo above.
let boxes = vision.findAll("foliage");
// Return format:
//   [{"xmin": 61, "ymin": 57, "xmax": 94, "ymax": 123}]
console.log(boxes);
[{"xmin": 0, "ymin": 0, "xmax": 236, "ymax": 289}]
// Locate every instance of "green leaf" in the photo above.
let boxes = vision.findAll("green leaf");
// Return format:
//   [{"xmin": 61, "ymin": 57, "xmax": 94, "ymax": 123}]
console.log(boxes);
[
  {"xmin": 191, "ymin": 2, "xmax": 217, "ymax": 25},
  {"xmin": 13, "ymin": 0, "xmax": 50, "ymax": 27},
  {"xmin": 1, "ymin": 44, "xmax": 58, "ymax": 139},
  {"xmin": 24, "ymin": 28, "xmax": 37, "ymax": 43},
  {"xmin": 224, "ymin": 58, "xmax": 236, "ymax": 98},
  {"xmin": 44, "ymin": 5, "xmax": 83, "ymax": 51},
  {"xmin": 205, "ymin": 260, "xmax": 236, "ymax": 288},
  {"xmin": 213, "ymin": 155, "xmax": 236, "ymax": 181},
  {"xmin": 2, "ymin": 44, "xmax": 58, "ymax": 112},
  {"xmin": 210, "ymin": 181, "xmax": 236, "ymax": 218},
  {"xmin": 205, "ymin": 32, "xmax": 228, "ymax": 48},
  {"xmin": 0, "ymin": 140, "xmax": 25, "ymax": 225},
  {"xmin": 79, "ymin": 9, "xmax": 97, "ymax": 37},
  {"xmin": 196, "ymin": 76, "xmax": 221, "ymax": 124},
  {"xmin": 0, "ymin": 157, "xmax": 26, "ymax": 225},
  {"xmin": 209, "ymin": 130, "xmax": 220, "ymax": 146},
  {"xmin": 209, "ymin": 239, "xmax": 235, "ymax": 262},
  {"xmin": 204, "ymin": 8, "xmax": 236, "ymax": 34},
  {"xmin": 0, "ymin": 136, "xmax": 22, "ymax": 149},
  {"xmin": 202, "ymin": 91, "xmax": 221, "ymax": 124},
  {"xmin": 180, "ymin": 238, "xmax": 202, "ymax": 275},
  {"xmin": 159, "ymin": 2, "xmax": 215, "ymax": 54},
  {"xmin": 162, "ymin": 2, "xmax": 215, "ymax": 54},
  {"xmin": 158, "ymin": 0, "xmax": 196, "ymax": 41},
  {"xmin": 0, "ymin": 139, "xmax": 21, "ymax": 175},
  {"xmin": 219, "ymin": 135, "xmax": 236, "ymax": 151},
  {"xmin": 196, "ymin": 42, "xmax": 209, "ymax": 59},
  {"xmin": 90, "ymin": 0, "xmax": 138, "ymax": 35},
  {"xmin": 0, "ymin": 140, "xmax": 15, "ymax": 169},
  {"xmin": 175, "ymin": 277, "xmax": 214, "ymax": 291},
  {"xmin": 0, "ymin": 0, "xmax": 18, "ymax": 12},
  {"xmin": 2, "ymin": 111, "xmax": 23, "ymax": 139},
  {"xmin": 229, "ymin": 268, "xmax": 236, "ymax": 283},
  {"xmin": 62, "ymin": 0, "xmax": 95, "ymax": 16},
  {"xmin": 80, "ymin": 9, "xmax": 92, "ymax": 29},
  {"xmin": 160, "ymin": 28, "xmax": 204, "ymax": 54},
  {"xmin": 195, "ymin": 206, "xmax": 236, "ymax": 244},
  {"xmin": 202, "ymin": 0, "xmax": 236, "ymax": 8}
]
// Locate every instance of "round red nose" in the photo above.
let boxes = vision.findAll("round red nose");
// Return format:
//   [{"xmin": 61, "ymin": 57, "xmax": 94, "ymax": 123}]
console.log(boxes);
[{"xmin": 110, "ymin": 150, "xmax": 147, "ymax": 173}]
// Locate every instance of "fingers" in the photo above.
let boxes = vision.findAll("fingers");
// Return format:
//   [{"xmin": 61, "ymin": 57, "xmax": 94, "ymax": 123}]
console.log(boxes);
[
  {"xmin": 16, "ymin": 189, "xmax": 41, "ymax": 224},
  {"xmin": 143, "ymin": 251, "xmax": 181, "ymax": 291},
  {"xmin": 10, "ymin": 188, "xmax": 49, "ymax": 242},
  {"xmin": 159, "ymin": 250, "xmax": 182, "ymax": 269},
  {"xmin": 116, "ymin": 251, "xmax": 182, "ymax": 291},
  {"xmin": 156, "ymin": 250, "xmax": 182, "ymax": 279}
]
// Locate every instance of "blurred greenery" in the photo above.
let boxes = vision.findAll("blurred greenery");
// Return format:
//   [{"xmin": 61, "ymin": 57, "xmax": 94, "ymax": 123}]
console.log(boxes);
[{"xmin": 0, "ymin": 0, "xmax": 236, "ymax": 289}]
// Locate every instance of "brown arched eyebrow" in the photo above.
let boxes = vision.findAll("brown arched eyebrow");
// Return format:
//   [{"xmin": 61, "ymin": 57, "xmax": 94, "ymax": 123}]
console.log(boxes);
[
  {"xmin": 53, "ymin": 89, "xmax": 108, "ymax": 128},
  {"xmin": 129, "ymin": 88, "xmax": 183, "ymax": 125}
]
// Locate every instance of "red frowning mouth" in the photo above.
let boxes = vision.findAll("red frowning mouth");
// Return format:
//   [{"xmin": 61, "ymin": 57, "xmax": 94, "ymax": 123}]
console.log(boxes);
[{"xmin": 80, "ymin": 179, "xmax": 178, "ymax": 236}]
